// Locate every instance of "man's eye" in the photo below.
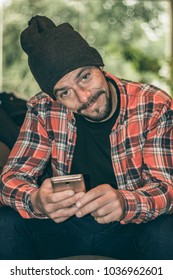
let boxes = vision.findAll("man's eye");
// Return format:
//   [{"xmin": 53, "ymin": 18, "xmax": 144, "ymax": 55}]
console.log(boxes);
[
  {"xmin": 60, "ymin": 90, "xmax": 69, "ymax": 98},
  {"xmin": 82, "ymin": 73, "xmax": 90, "ymax": 81}
]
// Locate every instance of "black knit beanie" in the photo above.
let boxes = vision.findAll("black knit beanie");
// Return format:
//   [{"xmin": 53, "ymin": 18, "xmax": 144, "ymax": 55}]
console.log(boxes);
[{"xmin": 20, "ymin": 15, "xmax": 104, "ymax": 98}]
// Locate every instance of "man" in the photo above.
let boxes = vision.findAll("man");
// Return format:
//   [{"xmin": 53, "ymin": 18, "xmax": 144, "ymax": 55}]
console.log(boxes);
[{"xmin": 0, "ymin": 15, "xmax": 173, "ymax": 260}]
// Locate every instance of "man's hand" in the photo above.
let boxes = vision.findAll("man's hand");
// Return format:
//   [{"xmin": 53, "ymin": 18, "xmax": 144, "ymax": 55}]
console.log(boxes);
[
  {"xmin": 75, "ymin": 184, "xmax": 125, "ymax": 223},
  {"xmin": 30, "ymin": 178, "xmax": 85, "ymax": 223}
]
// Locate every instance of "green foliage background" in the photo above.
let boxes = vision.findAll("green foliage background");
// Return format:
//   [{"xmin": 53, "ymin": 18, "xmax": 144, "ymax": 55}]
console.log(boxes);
[{"xmin": 2, "ymin": 0, "xmax": 172, "ymax": 99}]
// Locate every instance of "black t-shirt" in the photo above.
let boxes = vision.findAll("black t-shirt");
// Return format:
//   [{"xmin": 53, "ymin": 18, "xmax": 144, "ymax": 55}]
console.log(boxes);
[{"xmin": 70, "ymin": 83, "xmax": 120, "ymax": 191}]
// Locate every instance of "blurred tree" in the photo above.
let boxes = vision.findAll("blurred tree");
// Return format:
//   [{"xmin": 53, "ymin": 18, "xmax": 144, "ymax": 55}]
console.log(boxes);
[{"xmin": 2, "ymin": 0, "xmax": 172, "ymax": 99}]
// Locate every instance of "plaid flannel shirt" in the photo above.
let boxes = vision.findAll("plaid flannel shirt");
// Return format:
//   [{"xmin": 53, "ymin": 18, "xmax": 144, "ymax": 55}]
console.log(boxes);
[{"xmin": 1, "ymin": 72, "xmax": 173, "ymax": 224}]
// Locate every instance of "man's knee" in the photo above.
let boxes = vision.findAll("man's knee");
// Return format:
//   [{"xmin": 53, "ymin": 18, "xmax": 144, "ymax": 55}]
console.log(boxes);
[
  {"xmin": 150, "ymin": 214, "xmax": 173, "ymax": 241},
  {"xmin": 155, "ymin": 214, "xmax": 173, "ymax": 253},
  {"xmin": 0, "ymin": 206, "xmax": 37, "ymax": 259},
  {"xmin": 139, "ymin": 214, "xmax": 173, "ymax": 259},
  {"xmin": 0, "ymin": 206, "xmax": 23, "ymax": 236}
]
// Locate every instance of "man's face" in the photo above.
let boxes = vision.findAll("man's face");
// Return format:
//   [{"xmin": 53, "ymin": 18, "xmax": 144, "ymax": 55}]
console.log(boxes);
[{"xmin": 53, "ymin": 66, "xmax": 112, "ymax": 122}]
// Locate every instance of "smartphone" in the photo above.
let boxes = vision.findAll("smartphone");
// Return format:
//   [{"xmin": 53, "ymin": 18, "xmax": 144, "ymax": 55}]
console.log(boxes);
[{"xmin": 51, "ymin": 174, "xmax": 86, "ymax": 193}]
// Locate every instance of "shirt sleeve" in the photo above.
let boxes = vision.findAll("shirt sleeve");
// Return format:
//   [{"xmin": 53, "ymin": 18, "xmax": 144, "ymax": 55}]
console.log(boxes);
[
  {"xmin": 0, "ymin": 96, "xmax": 52, "ymax": 218},
  {"xmin": 120, "ymin": 96, "xmax": 173, "ymax": 224}
]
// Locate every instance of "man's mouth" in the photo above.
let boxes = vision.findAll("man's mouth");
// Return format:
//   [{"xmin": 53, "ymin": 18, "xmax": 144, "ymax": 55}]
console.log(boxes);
[{"xmin": 77, "ymin": 90, "xmax": 106, "ymax": 113}]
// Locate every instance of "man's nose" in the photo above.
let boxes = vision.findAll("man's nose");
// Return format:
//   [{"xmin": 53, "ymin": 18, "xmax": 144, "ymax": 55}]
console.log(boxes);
[{"xmin": 75, "ymin": 88, "xmax": 92, "ymax": 103}]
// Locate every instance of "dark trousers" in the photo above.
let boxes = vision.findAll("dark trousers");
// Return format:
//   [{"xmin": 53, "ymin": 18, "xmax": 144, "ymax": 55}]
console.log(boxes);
[{"xmin": 0, "ymin": 206, "xmax": 173, "ymax": 260}]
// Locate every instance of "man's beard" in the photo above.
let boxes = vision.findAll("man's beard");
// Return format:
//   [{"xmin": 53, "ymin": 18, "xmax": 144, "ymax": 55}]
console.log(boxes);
[{"xmin": 76, "ymin": 90, "xmax": 112, "ymax": 122}]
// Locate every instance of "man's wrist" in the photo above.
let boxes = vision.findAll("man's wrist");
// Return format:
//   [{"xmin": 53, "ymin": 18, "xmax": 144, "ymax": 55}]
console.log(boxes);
[{"xmin": 29, "ymin": 189, "xmax": 45, "ymax": 216}]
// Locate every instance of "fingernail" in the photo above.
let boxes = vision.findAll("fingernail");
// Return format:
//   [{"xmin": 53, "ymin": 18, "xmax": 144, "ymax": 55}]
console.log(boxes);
[
  {"xmin": 76, "ymin": 201, "xmax": 81, "ymax": 208},
  {"xmin": 76, "ymin": 210, "xmax": 82, "ymax": 217},
  {"xmin": 68, "ymin": 190, "xmax": 75, "ymax": 196}
]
